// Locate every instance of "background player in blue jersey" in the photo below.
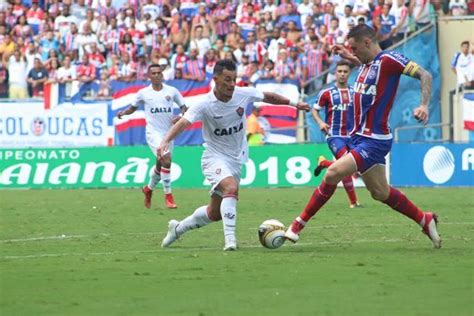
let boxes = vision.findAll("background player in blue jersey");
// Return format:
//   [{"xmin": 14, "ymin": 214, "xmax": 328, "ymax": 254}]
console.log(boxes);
[
  {"xmin": 312, "ymin": 60, "xmax": 361, "ymax": 209},
  {"xmin": 286, "ymin": 25, "xmax": 441, "ymax": 249}
]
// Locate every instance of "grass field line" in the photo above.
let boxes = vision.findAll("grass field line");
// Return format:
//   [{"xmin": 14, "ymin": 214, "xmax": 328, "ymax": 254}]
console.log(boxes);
[
  {"xmin": 1, "ymin": 236, "xmax": 471, "ymax": 260},
  {"xmin": 1, "ymin": 221, "xmax": 472, "ymax": 244}
]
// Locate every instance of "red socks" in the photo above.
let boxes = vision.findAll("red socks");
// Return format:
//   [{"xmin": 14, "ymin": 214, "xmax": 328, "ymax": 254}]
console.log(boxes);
[
  {"xmin": 300, "ymin": 180, "xmax": 337, "ymax": 222},
  {"xmin": 342, "ymin": 176, "xmax": 358, "ymax": 205},
  {"xmin": 383, "ymin": 187, "xmax": 424, "ymax": 223}
]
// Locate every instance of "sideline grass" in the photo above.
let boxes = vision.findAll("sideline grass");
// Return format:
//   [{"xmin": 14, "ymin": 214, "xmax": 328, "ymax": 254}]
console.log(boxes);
[{"xmin": 1, "ymin": 188, "xmax": 473, "ymax": 316}]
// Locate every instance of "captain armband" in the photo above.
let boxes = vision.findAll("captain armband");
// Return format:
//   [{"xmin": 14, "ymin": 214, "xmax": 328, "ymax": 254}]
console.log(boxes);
[{"xmin": 403, "ymin": 61, "xmax": 420, "ymax": 77}]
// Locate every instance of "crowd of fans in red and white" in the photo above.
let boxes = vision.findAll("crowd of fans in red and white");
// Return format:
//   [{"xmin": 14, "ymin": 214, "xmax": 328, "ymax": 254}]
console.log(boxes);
[{"xmin": 0, "ymin": 0, "xmax": 472, "ymax": 99}]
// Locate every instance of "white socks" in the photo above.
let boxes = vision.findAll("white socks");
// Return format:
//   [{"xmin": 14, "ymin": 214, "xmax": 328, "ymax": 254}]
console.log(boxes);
[
  {"xmin": 220, "ymin": 196, "xmax": 237, "ymax": 242},
  {"xmin": 176, "ymin": 205, "xmax": 212, "ymax": 236},
  {"xmin": 147, "ymin": 168, "xmax": 161, "ymax": 190},
  {"xmin": 161, "ymin": 167, "xmax": 171, "ymax": 194}
]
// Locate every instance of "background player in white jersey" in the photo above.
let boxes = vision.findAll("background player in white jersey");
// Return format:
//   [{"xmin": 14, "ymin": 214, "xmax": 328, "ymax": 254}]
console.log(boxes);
[
  {"xmin": 159, "ymin": 59, "xmax": 310, "ymax": 251},
  {"xmin": 117, "ymin": 64, "xmax": 186, "ymax": 209}
]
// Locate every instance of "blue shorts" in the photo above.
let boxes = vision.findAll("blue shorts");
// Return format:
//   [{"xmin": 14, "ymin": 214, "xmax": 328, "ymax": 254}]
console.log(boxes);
[
  {"xmin": 327, "ymin": 137, "xmax": 351, "ymax": 159},
  {"xmin": 348, "ymin": 134, "xmax": 393, "ymax": 173}
]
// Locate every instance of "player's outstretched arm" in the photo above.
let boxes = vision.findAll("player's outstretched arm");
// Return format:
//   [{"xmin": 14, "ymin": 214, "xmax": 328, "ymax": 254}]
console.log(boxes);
[
  {"xmin": 158, "ymin": 117, "xmax": 192, "ymax": 156},
  {"xmin": 408, "ymin": 64, "xmax": 432, "ymax": 124},
  {"xmin": 117, "ymin": 106, "xmax": 137, "ymax": 119},
  {"xmin": 262, "ymin": 92, "xmax": 310, "ymax": 112}
]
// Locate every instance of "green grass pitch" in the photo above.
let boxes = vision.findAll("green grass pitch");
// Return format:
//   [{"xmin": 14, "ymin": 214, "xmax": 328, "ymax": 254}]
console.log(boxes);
[{"xmin": 1, "ymin": 188, "xmax": 473, "ymax": 316}]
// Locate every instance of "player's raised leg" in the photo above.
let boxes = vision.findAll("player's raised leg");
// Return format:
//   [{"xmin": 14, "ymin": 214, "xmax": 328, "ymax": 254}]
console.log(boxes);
[
  {"xmin": 161, "ymin": 195, "xmax": 221, "ymax": 248},
  {"xmin": 160, "ymin": 152, "xmax": 177, "ymax": 209},
  {"xmin": 362, "ymin": 165, "xmax": 441, "ymax": 248},
  {"xmin": 286, "ymin": 153, "xmax": 358, "ymax": 242},
  {"xmin": 313, "ymin": 155, "xmax": 333, "ymax": 177}
]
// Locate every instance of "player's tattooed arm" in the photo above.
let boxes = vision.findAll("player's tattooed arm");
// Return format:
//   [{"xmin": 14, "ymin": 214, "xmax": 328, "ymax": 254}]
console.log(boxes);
[
  {"xmin": 404, "ymin": 62, "xmax": 432, "ymax": 124},
  {"xmin": 262, "ymin": 92, "xmax": 310, "ymax": 111}
]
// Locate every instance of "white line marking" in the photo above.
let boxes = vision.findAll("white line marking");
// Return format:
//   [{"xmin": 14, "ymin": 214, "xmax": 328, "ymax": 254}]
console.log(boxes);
[
  {"xmin": 1, "ymin": 238, "xmax": 470, "ymax": 261},
  {"xmin": 1, "ymin": 222, "xmax": 472, "ymax": 244}
]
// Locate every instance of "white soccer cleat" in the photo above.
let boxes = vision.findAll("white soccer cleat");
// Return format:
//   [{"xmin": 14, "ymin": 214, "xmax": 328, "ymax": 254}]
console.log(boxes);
[
  {"xmin": 223, "ymin": 236, "xmax": 237, "ymax": 251},
  {"xmin": 422, "ymin": 212, "xmax": 442, "ymax": 249},
  {"xmin": 284, "ymin": 228, "xmax": 300, "ymax": 243},
  {"xmin": 161, "ymin": 220, "xmax": 180, "ymax": 248}
]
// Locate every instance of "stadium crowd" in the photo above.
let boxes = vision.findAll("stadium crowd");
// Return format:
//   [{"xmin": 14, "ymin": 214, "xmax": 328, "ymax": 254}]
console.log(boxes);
[{"xmin": 0, "ymin": 0, "xmax": 472, "ymax": 100}]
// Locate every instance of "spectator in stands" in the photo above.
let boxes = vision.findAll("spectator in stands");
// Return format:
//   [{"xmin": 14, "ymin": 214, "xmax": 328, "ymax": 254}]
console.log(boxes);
[
  {"xmin": 0, "ymin": 61, "xmax": 8, "ymax": 98},
  {"xmin": 57, "ymin": 54, "xmax": 77, "ymax": 98},
  {"xmin": 287, "ymin": 20, "xmax": 302, "ymax": 44},
  {"xmin": 39, "ymin": 30, "xmax": 60, "ymax": 62},
  {"xmin": 247, "ymin": 106, "xmax": 266, "ymax": 145},
  {"xmin": 449, "ymin": 0, "xmax": 468, "ymax": 15},
  {"xmin": 204, "ymin": 48, "xmax": 218, "ymax": 74},
  {"xmin": 411, "ymin": 0, "xmax": 431, "ymax": 29},
  {"xmin": 27, "ymin": 57, "xmax": 48, "ymax": 97},
  {"xmin": 190, "ymin": 25, "xmax": 212, "ymax": 58},
  {"xmin": 77, "ymin": 54, "xmax": 96, "ymax": 84},
  {"xmin": 0, "ymin": 33, "xmax": 16, "ymax": 65},
  {"xmin": 277, "ymin": 3, "xmax": 302, "ymax": 30},
  {"xmin": 46, "ymin": 58, "xmax": 61, "ymax": 83},
  {"xmin": 393, "ymin": 0, "xmax": 410, "ymax": 43},
  {"xmin": 183, "ymin": 48, "xmax": 205, "ymax": 81},
  {"xmin": 225, "ymin": 21, "xmax": 241, "ymax": 50},
  {"xmin": 170, "ymin": 44, "xmax": 187, "ymax": 71},
  {"xmin": 378, "ymin": 4, "xmax": 396, "ymax": 49},
  {"xmin": 233, "ymin": 38, "xmax": 247, "ymax": 64},
  {"xmin": 7, "ymin": 49, "xmax": 28, "ymax": 99},
  {"xmin": 54, "ymin": 5, "xmax": 79, "ymax": 38},
  {"xmin": 136, "ymin": 53, "xmax": 149, "ymax": 81},
  {"xmin": 11, "ymin": 15, "xmax": 34, "ymax": 42},
  {"xmin": 212, "ymin": 0, "xmax": 231, "ymax": 41},
  {"xmin": 169, "ymin": 8, "xmax": 190, "ymax": 47},
  {"xmin": 451, "ymin": 41, "xmax": 473, "ymax": 88},
  {"xmin": 97, "ymin": 70, "xmax": 111, "ymax": 98},
  {"xmin": 76, "ymin": 23, "xmax": 99, "ymax": 59},
  {"xmin": 274, "ymin": 48, "xmax": 293, "ymax": 82},
  {"xmin": 117, "ymin": 52, "xmax": 137, "ymax": 82},
  {"xmin": 118, "ymin": 32, "xmax": 137, "ymax": 62},
  {"xmin": 258, "ymin": 59, "xmax": 275, "ymax": 80},
  {"xmin": 26, "ymin": 0, "xmax": 44, "ymax": 35}
]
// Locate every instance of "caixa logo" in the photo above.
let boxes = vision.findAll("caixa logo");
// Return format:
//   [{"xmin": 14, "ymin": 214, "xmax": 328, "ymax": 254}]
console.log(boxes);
[{"xmin": 423, "ymin": 146, "xmax": 474, "ymax": 184}]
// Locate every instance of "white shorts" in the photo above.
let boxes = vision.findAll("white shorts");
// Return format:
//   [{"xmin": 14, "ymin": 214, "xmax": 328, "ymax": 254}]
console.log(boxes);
[
  {"xmin": 146, "ymin": 130, "xmax": 173, "ymax": 157},
  {"xmin": 202, "ymin": 155, "xmax": 242, "ymax": 195}
]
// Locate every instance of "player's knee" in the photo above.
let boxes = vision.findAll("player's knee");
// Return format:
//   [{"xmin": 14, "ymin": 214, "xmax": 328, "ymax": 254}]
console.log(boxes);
[
  {"xmin": 221, "ymin": 184, "xmax": 238, "ymax": 196},
  {"xmin": 325, "ymin": 166, "xmax": 344, "ymax": 184},
  {"xmin": 159, "ymin": 155, "xmax": 171, "ymax": 168},
  {"xmin": 369, "ymin": 187, "xmax": 389, "ymax": 201}
]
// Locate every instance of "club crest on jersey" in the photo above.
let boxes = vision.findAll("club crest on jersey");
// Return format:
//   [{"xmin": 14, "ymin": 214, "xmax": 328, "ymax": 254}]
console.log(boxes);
[
  {"xmin": 236, "ymin": 107, "xmax": 244, "ymax": 117},
  {"xmin": 368, "ymin": 68, "xmax": 378, "ymax": 80},
  {"xmin": 166, "ymin": 95, "xmax": 171, "ymax": 101}
]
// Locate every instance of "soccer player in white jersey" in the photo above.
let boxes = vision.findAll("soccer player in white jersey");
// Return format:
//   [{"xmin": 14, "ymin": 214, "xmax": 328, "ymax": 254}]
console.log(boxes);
[
  {"xmin": 117, "ymin": 64, "xmax": 186, "ymax": 209},
  {"xmin": 158, "ymin": 59, "xmax": 310, "ymax": 251}
]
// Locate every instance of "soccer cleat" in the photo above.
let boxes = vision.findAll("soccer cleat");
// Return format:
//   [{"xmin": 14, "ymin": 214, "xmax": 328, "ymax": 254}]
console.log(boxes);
[
  {"xmin": 350, "ymin": 202, "xmax": 362, "ymax": 209},
  {"xmin": 142, "ymin": 186, "xmax": 152, "ymax": 209},
  {"xmin": 161, "ymin": 220, "xmax": 180, "ymax": 248},
  {"xmin": 165, "ymin": 193, "xmax": 177, "ymax": 209},
  {"xmin": 284, "ymin": 220, "xmax": 305, "ymax": 243},
  {"xmin": 314, "ymin": 155, "xmax": 327, "ymax": 177},
  {"xmin": 422, "ymin": 212, "xmax": 442, "ymax": 249},
  {"xmin": 223, "ymin": 238, "xmax": 237, "ymax": 251}
]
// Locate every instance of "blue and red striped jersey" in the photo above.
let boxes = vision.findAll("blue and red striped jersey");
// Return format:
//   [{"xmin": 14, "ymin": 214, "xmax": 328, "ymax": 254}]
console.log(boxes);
[
  {"xmin": 352, "ymin": 50, "xmax": 416, "ymax": 140},
  {"xmin": 314, "ymin": 84, "xmax": 354, "ymax": 137}
]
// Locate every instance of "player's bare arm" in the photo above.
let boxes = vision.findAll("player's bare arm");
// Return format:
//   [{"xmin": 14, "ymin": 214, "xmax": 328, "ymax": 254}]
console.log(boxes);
[
  {"xmin": 331, "ymin": 45, "xmax": 361, "ymax": 66},
  {"xmin": 159, "ymin": 117, "xmax": 192, "ymax": 156},
  {"xmin": 262, "ymin": 92, "xmax": 310, "ymax": 112},
  {"xmin": 117, "ymin": 106, "xmax": 137, "ymax": 119},
  {"xmin": 312, "ymin": 108, "xmax": 330, "ymax": 134},
  {"xmin": 405, "ymin": 63, "xmax": 432, "ymax": 124}
]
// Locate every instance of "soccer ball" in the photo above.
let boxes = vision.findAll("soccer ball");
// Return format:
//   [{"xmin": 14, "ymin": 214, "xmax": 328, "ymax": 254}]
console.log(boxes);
[{"xmin": 258, "ymin": 219, "xmax": 286, "ymax": 249}]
